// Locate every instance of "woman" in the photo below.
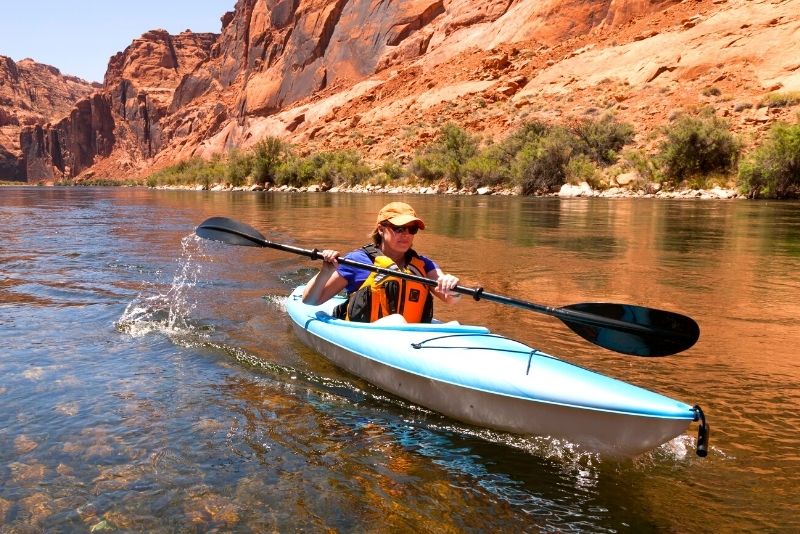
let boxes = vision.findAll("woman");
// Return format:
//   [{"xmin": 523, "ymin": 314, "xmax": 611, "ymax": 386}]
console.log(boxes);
[{"xmin": 302, "ymin": 202, "xmax": 460, "ymax": 323}]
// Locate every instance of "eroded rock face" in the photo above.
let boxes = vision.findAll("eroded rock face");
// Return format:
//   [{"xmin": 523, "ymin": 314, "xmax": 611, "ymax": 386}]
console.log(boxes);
[
  {"xmin": 20, "ymin": 94, "xmax": 114, "ymax": 180},
  {"xmin": 0, "ymin": 57, "xmax": 98, "ymax": 180},
  {"xmin": 105, "ymin": 30, "xmax": 217, "ymax": 104},
  {"xmin": 234, "ymin": 0, "xmax": 450, "ymax": 115},
  {"xmin": 18, "ymin": 29, "xmax": 217, "ymax": 181},
  {"xmin": 164, "ymin": 0, "xmax": 700, "ymax": 160}
]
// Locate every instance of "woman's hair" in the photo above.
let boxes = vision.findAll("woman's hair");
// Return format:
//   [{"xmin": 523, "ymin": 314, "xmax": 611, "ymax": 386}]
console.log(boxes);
[{"xmin": 370, "ymin": 226, "xmax": 382, "ymax": 245}]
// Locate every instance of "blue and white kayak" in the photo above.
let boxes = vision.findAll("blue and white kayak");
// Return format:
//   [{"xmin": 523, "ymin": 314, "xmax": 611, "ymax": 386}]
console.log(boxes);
[{"xmin": 286, "ymin": 285, "xmax": 704, "ymax": 457}]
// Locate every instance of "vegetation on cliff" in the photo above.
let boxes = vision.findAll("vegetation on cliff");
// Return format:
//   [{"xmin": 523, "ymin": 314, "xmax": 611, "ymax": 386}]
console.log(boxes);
[
  {"xmin": 124, "ymin": 108, "xmax": 800, "ymax": 199},
  {"xmin": 739, "ymin": 122, "xmax": 800, "ymax": 199}
]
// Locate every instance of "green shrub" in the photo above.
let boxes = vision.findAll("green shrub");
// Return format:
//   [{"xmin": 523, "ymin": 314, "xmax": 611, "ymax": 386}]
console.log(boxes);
[
  {"xmin": 407, "ymin": 118, "xmax": 633, "ymax": 194},
  {"xmin": 314, "ymin": 150, "xmax": 372, "ymax": 186},
  {"xmin": 459, "ymin": 121, "xmax": 551, "ymax": 191},
  {"xmin": 273, "ymin": 150, "xmax": 372, "ymax": 188},
  {"xmin": 274, "ymin": 155, "xmax": 316, "ymax": 187},
  {"xmin": 225, "ymin": 148, "xmax": 252, "ymax": 187},
  {"xmin": 570, "ymin": 114, "xmax": 635, "ymax": 165},
  {"xmin": 375, "ymin": 159, "xmax": 407, "ymax": 183},
  {"xmin": 686, "ymin": 175, "xmax": 708, "ymax": 190},
  {"xmin": 738, "ymin": 122, "xmax": 800, "ymax": 198},
  {"xmin": 463, "ymin": 146, "xmax": 510, "ymax": 189},
  {"xmin": 500, "ymin": 120, "xmax": 551, "ymax": 156},
  {"xmin": 66, "ymin": 177, "xmax": 143, "ymax": 187},
  {"xmin": 145, "ymin": 156, "xmax": 225, "ymax": 188},
  {"xmin": 622, "ymin": 149, "xmax": 663, "ymax": 184},
  {"xmin": 197, "ymin": 155, "xmax": 227, "ymax": 188},
  {"xmin": 565, "ymin": 153, "xmax": 600, "ymax": 187},
  {"xmin": 512, "ymin": 127, "xmax": 578, "ymax": 194},
  {"xmin": 251, "ymin": 137, "xmax": 288, "ymax": 185},
  {"xmin": 760, "ymin": 91, "xmax": 800, "ymax": 109},
  {"xmin": 409, "ymin": 153, "xmax": 441, "ymax": 183},
  {"xmin": 658, "ymin": 111, "xmax": 740, "ymax": 182},
  {"xmin": 453, "ymin": 118, "xmax": 629, "ymax": 194},
  {"xmin": 410, "ymin": 123, "xmax": 478, "ymax": 189}
]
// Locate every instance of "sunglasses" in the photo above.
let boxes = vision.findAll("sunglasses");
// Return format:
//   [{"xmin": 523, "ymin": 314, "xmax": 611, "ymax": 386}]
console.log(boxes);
[{"xmin": 382, "ymin": 223, "xmax": 419, "ymax": 235}]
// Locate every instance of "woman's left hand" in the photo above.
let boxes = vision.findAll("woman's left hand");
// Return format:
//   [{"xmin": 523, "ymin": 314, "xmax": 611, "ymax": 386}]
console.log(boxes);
[{"xmin": 436, "ymin": 273, "xmax": 460, "ymax": 296}]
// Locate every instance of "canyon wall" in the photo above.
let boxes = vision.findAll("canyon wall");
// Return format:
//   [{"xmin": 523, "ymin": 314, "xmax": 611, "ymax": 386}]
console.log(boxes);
[
  {"xmin": 6, "ymin": 0, "xmax": 799, "ymax": 183},
  {"xmin": 0, "ymin": 57, "xmax": 98, "ymax": 180}
]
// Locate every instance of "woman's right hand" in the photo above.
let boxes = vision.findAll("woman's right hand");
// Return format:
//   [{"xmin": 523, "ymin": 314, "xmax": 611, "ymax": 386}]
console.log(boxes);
[
  {"xmin": 303, "ymin": 250, "xmax": 345, "ymax": 305},
  {"xmin": 319, "ymin": 249, "xmax": 340, "ymax": 271}
]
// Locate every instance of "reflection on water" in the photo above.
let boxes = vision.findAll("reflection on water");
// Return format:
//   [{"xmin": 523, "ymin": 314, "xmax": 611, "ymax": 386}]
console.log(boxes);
[{"xmin": 1, "ymin": 187, "xmax": 799, "ymax": 532}]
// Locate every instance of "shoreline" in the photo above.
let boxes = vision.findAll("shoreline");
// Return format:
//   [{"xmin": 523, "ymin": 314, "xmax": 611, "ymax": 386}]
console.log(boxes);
[
  {"xmin": 2, "ymin": 181, "xmax": 743, "ymax": 199},
  {"xmin": 152, "ymin": 181, "xmax": 743, "ymax": 200}
]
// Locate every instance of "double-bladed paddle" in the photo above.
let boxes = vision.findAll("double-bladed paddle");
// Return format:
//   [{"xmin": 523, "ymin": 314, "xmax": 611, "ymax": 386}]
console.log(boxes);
[{"xmin": 196, "ymin": 216, "xmax": 700, "ymax": 357}]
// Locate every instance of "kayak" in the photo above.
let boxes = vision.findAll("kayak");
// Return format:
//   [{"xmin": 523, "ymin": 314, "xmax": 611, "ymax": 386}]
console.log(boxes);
[{"xmin": 287, "ymin": 285, "xmax": 706, "ymax": 457}]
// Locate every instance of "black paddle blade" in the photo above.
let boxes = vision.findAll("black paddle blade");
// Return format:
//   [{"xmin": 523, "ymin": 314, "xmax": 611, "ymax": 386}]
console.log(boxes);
[
  {"xmin": 561, "ymin": 303, "xmax": 700, "ymax": 357},
  {"xmin": 196, "ymin": 217, "xmax": 267, "ymax": 247}
]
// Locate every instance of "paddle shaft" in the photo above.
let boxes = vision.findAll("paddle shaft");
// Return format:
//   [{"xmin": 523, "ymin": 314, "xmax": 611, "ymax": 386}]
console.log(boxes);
[{"xmin": 198, "ymin": 221, "xmax": 682, "ymax": 340}]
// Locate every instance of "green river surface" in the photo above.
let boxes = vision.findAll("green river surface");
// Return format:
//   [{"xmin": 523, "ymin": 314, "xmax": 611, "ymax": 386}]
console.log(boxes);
[{"xmin": 1, "ymin": 187, "xmax": 798, "ymax": 532}]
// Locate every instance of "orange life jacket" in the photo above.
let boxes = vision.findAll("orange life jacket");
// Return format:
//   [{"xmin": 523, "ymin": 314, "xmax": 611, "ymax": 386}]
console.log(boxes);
[{"xmin": 340, "ymin": 245, "xmax": 434, "ymax": 323}]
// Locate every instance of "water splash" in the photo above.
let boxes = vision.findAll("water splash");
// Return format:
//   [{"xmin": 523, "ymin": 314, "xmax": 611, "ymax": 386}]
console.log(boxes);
[
  {"xmin": 262, "ymin": 294, "xmax": 288, "ymax": 313},
  {"xmin": 116, "ymin": 234, "xmax": 207, "ymax": 341},
  {"xmin": 647, "ymin": 432, "xmax": 724, "ymax": 463}
]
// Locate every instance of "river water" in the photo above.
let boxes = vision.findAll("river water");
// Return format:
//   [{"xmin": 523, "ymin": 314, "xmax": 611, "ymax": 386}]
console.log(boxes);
[{"xmin": 1, "ymin": 187, "xmax": 798, "ymax": 532}]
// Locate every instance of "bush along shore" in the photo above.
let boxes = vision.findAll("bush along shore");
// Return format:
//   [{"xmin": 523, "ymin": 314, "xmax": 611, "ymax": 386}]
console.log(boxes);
[{"xmin": 76, "ymin": 105, "xmax": 800, "ymax": 199}]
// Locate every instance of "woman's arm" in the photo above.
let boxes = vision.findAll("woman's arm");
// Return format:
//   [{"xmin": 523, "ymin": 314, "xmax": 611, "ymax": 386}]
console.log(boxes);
[{"xmin": 302, "ymin": 250, "xmax": 349, "ymax": 305}]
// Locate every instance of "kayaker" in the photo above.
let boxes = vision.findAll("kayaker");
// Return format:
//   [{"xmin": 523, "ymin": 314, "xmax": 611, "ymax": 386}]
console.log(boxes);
[{"xmin": 302, "ymin": 201, "xmax": 460, "ymax": 323}]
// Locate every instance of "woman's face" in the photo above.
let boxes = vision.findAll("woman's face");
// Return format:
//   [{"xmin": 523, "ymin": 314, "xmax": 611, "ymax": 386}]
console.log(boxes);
[{"xmin": 379, "ymin": 222, "xmax": 419, "ymax": 255}]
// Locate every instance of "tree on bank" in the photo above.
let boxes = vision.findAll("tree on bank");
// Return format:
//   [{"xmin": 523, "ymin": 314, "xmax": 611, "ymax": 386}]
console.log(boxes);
[
  {"xmin": 657, "ymin": 109, "xmax": 740, "ymax": 187},
  {"xmin": 738, "ymin": 122, "xmax": 800, "ymax": 199}
]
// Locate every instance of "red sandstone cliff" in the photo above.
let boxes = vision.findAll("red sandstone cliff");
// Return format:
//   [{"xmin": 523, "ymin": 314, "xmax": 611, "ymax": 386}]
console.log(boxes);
[
  {"xmin": 0, "ymin": 57, "xmax": 98, "ymax": 180},
  {"xmin": 16, "ymin": 29, "xmax": 217, "ymax": 181},
  {"xmin": 9, "ymin": 0, "xmax": 800, "ymax": 183}
]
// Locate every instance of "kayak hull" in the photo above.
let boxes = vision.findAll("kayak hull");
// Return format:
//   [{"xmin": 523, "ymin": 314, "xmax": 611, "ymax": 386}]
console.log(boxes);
[{"xmin": 287, "ymin": 286, "xmax": 697, "ymax": 457}]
